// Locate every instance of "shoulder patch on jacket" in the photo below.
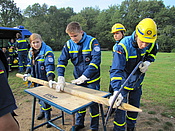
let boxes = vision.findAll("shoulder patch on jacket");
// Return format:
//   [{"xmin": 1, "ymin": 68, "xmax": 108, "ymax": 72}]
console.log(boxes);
[
  {"xmin": 94, "ymin": 46, "xmax": 100, "ymax": 52},
  {"xmin": 48, "ymin": 57, "xmax": 54, "ymax": 62}
]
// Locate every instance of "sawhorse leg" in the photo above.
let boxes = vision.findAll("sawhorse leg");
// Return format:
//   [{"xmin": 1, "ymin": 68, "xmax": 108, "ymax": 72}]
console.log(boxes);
[
  {"xmin": 30, "ymin": 97, "xmax": 36, "ymax": 131},
  {"xmin": 61, "ymin": 111, "xmax": 64, "ymax": 125},
  {"xmin": 99, "ymin": 104, "xmax": 106, "ymax": 131},
  {"xmin": 71, "ymin": 114, "xmax": 75, "ymax": 131},
  {"xmin": 30, "ymin": 97, "xmax": 65, "ymax": 131}
]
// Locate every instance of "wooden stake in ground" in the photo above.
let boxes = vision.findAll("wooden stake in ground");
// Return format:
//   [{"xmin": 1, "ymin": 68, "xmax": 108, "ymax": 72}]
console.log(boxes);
[{"xmin": 16, "ymin": 73, "xmax": 142, "ymax": 112}]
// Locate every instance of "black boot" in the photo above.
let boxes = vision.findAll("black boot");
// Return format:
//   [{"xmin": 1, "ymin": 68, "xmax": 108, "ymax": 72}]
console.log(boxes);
[
  {"xmin": 46, "ymin": 111, "xmax": 51, "ymax": 128},
  {"xmin": 127, "ymin": 127, "xmax": 135, "ymax": 131},
  {"xmin": 70, "ymin": 125, "xmax": 85, "ymax": 131},
  {"xmin": 37, "ymin": 112, "xmax": 45, "ymax": 120}
]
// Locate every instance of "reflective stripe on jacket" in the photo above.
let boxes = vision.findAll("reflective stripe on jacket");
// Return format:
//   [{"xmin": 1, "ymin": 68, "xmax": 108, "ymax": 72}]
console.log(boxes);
[
  {"xmin": 57, "ymin": 32, "xmax": 101, "ymax": 83},
  {"xmin": 27, "ymin": 42, "xmax": 55, "ymax": 82},
  {"xmin": 110, "ymin": 31, "xmax": 158, "ymax": 91},
  {"xmin": 16, "ymin": 39, "xmax": 28, "ymax": 52}
]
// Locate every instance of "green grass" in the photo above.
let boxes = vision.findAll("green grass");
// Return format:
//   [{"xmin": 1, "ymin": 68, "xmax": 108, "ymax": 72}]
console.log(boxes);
[
  {"xmin": 162, "ymin": 121, "xmax": 174, "ymax": 130},
  {"xmin": 148, "ymin": 111, "xmax": 156, "ymax": 115},
  {"xmin": 9, "ymin": 51, "xmax": 175, "ymax": 117},
  {"xmin": 141, "ymin": 52, "xmax": 175, "ymax": 116}
]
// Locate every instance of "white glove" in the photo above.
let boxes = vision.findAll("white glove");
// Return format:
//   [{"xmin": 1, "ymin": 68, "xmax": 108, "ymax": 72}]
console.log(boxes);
[
  {"xmin": 109, "ymin": 91, "xmax": 123, "ymax": 108},
  {"xmin": 23, "ymin": 73, "xmax": 31, "ymax": 81},
  {"xmin": 48, "ymin": 80, "xmax": 57, "ymax": 88},
  {"xmin": 56, "ymin": 76, "xmax": 65, "ymax": 92},
  {"xmin": 139, "ymin": 61, "xmax": 151, "ymax": 73},
  {"xmin": 71, "ymin": 75, "xmax": 89, "ymax": 85}
]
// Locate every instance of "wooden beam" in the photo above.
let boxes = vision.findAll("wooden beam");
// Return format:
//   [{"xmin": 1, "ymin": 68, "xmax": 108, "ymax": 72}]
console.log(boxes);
[{"xmin": 16, "ymin": 73, "xmax": 142, "ymax": 112}]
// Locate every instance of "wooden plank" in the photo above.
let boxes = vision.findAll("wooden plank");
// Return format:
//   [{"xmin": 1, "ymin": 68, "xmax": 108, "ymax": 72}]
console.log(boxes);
[
  {"xmin": 16, "ymin": 73, "xmax": 109, "ymax": 105},
  {"xmin": 27, "ymin": 86, "xmax": 92, "ymax": 111},
  {"xmin": 17, "ymin": 73, "xmax": 142, "ymax": 112}
]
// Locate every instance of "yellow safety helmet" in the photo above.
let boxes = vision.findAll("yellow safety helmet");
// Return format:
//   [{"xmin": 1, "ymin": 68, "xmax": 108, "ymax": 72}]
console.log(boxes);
[
  {"xmin": 111, "ymin": 23, "xmax": 126, "ymax": 33},
  {"xmin": 9, "ymin": 48, "xmax": 13, "ymax": 52},
  {"xmin": 136, "ymin": 18, "xmax": 157, "ymax": 43},
  {"xmin": 13, "ymin": 59, "xmax": 18, "ymax": 64}
]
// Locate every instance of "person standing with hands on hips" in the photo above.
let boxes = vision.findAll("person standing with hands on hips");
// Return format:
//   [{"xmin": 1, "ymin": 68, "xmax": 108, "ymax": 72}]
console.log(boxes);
[
  {"xmin": 23, "ymin": 33, "xmax": 55, "ymax": 128},
  {"xmin": 109, "ymin": 18, "xmax": 158, "ymax": 131},
  {"xmin": 56, "ymin": 22, "xmax": 101, "ymax": 131}
]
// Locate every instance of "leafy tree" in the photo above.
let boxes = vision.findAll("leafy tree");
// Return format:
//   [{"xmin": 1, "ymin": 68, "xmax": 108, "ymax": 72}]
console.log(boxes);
[
  {"xmin": 157, "ymin": 25, "xmax": 175, "ymax": 52},
  {"xmin": 119, "ymin": 0, "xmax": 165, "ymax": 35},
  {"xmin": 78, "ymin": 7, "xmax": 100, "ymax": 36},
  {"xmin": 119, "ymin": 0, "xmax": 140, "ymax": 34},
  {"xmin": 47, "ymin": 6, "xmax": 75, "ymax": 50},
  {"xmin": 95, "ymin": 5, "xmax": 121, "ymax": 49},
  {"xmin": 0, "ymin": 0, "xmax": 23, "ymax": 27},
  {"xmin": 68, "ymin": 13, "xmax": 88, "ymax": 31},
  {"xmin": 23, "ymin": 3, "xmax": 48, "ymax": 18},
  {"xmin": 154, "ymin": 6, "xmax": 175, "ymax": 52},
  {"xmin": 22, "ymin": 3, "xmax": 49, "ymax": 34},
  {"xmin": 20, "ymin": 0, "xmax": 175, "ymax": 52}
]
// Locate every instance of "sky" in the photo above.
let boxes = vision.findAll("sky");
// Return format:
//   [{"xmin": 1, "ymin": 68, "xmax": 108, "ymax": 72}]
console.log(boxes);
[{"xmin": 14, "ymin": 0, "xmax": 175, "ymax": 13}]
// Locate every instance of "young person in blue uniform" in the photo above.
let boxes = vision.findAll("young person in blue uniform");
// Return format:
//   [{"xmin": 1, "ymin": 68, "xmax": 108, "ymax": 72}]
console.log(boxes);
[
  {"xmin": 110, "ymin": 23, "xmax": 126, "ymax": 94},
  {"xmin": 111, "ymin": 23, "xmax": 126, "ymax": 52},
  {"xmin": 109, "ymin": 18, "xmax": 158, "ymax": 131},
  {"xmin": 0, "ymin": 48, "xmax": 19, "ymax": 131},
  {"xmin": 105, "ymin": 23, "xmax": 127, "ymax": 117},
  {"xmin": 23, "ymin": 33, "xmax": 55, "ymax": 128},
  {"xmin": 56, "ymin": 22, "xmax": 101, "ymax": 131},
  {"xmin": 7, "ymin": 38, "xmax": 16, "ymax": 71},
  {"xmin": 15, "ymin": 33, "xmax": 29, "ymax": 73}
]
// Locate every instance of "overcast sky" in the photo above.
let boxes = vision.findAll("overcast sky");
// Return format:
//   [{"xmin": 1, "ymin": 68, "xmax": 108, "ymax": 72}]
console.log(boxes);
[{"xmin": 14, "ymin": 0, "xmax": 175, "ymax": 13}]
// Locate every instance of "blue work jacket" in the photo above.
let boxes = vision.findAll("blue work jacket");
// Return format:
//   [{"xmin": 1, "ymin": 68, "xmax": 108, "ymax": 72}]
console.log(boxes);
[
  {"xmin": 110, "ymin": 31, "xmax": 158, "ymax": 91},
  {"xmin": 57, "ymin": 32, "xmax": 101, "ymax": 84},
  {"xmin": 0, "ymin": 49, "xmax": 17, "ymax": 117},
  {"xmin": 8, "ymin": 42, "xmax": 15, "ymax": 56},
  {"xmin": 16, "ymin": 38, "xmax": 28, "ymax": 52},
  {"xmin": 27, "ymin": 42, "xmax": 55, "ymax": 81}
]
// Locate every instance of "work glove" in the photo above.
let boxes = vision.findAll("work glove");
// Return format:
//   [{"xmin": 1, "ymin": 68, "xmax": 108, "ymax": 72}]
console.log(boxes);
[
  {"xmin": 23, "ymin": 73, "xmax": 31, "ymax": 81},
  {"xmin": 109, "ymin": 91, "xmax": 123, "ymax": 108},
  {"xmin": 139, "ymin": 61, "xmax": 151, "ymax": 73},
  {"xmin": 56, "ymin": 76, "xmax": 65, "ymax": 92},
  {"xmin": 48, "ymin": 80, "xmax": 57, "ymax": 88},
  {"xmin": 71, "ymin": 75, "xmax": 89, "ymax": 85}
]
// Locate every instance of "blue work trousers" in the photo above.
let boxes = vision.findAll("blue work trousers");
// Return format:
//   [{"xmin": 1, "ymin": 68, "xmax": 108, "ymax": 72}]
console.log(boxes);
[
  {"xmin": 18, "ymin": 51, "xmax": 28, "ymax": 72},
  {"xmin": 39, "ymin": 100, "xmax": 52, "ymax": 119},
  {"xmin": 113, "ymin": 87, "xmax": 142, "ymax": 131},
  {"xmin": 76, "ymin": 103, "xmax": 99, "ymax": 130},
  {"xmin": 75, "ymin": 82, "xmax": 100, "ymax": 130}
]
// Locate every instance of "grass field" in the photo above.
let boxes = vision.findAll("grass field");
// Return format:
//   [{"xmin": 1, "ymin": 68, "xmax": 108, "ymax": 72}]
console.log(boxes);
[{"xmin": 9, "ymin": 51, "xmax": 175, "ymax": 118}]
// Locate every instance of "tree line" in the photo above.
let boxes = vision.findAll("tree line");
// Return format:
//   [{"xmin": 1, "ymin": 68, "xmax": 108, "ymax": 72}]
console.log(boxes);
[{"xmin": 0, "ymin": 0, "xmax": 175, "ymax": 52}]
